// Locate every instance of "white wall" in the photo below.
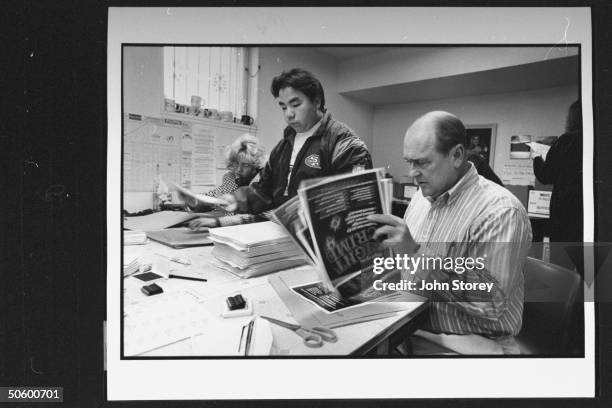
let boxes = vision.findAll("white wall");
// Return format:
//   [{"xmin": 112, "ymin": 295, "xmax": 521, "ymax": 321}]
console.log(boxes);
[
  {"xmin": 256, "ymin": 47, "xmax": 374, "ymax": 156},
  {"xmin": 372, "ymin": 85, "xmax": 579, "ymax": 182},
  {"xmin": 122, "ymin": 45, "xmax": 578, "ymax": 204},
  {"xmin": 123, "ymin": 46, "xmax": 163, "ymax": 117}
]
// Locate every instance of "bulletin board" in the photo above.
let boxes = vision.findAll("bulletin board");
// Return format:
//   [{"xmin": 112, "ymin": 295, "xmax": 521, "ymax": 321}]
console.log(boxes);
[{"xmin": 123, "ymin": 114, "xmax": 252, "ymax": 193}]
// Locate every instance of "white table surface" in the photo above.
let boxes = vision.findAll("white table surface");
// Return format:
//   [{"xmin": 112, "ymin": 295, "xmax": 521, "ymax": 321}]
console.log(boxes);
[{"xmin": 122, "ymin": 240, "xmax": 427, "ymax": 357}]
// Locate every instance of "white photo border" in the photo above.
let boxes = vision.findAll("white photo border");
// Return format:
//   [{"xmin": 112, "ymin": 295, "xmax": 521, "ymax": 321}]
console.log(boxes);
[{"xmin": 108, "ymin": 7, "xmax": 595, "ymax": 400}]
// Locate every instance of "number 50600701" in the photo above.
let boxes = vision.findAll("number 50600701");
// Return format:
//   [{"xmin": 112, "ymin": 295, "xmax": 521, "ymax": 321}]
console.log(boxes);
[{"xmin": 2, "ymin": 387, "xmax": 62, "ymax": 402}]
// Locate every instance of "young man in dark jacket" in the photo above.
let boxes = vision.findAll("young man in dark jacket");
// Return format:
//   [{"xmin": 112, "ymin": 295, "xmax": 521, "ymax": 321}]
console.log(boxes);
[{"xmin": 223, "ymin": 68, "xmax": 373, "ymax": 214}]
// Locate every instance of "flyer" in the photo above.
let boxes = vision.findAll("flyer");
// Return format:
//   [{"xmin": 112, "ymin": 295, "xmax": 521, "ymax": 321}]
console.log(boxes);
[{"xmin": 298, "ymin": 168, "xmax": 390, "ymax": 297}]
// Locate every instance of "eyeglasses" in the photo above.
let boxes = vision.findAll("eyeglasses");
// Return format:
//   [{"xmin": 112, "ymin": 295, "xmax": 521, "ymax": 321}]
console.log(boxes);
[{"xmin": 234, "ymin": 162, "xmax": 257, "ymax": 171}]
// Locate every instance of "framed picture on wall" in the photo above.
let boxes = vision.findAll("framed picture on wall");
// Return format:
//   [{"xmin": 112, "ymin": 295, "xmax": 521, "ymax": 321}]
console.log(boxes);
[{"xmin": 465, "ymin": 124, "xmax": 497, "ymax": 168}]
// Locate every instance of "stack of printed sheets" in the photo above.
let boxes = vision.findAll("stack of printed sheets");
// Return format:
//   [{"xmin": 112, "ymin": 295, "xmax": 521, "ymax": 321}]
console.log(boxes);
[{"xmin": 209, "ymin": 221, "xmax": 308, "ymax": 278}]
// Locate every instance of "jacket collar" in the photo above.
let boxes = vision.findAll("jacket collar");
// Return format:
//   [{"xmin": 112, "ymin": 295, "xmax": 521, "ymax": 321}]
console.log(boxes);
[{"xmin": 284, "ymin": 111, "xmax": 331, "ymax": 142}]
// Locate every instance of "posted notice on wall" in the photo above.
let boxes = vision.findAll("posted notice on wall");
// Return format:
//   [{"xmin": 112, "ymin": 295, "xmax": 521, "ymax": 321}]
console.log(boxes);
[{"xmin": 500, "ymin": 161, "xmax": 536, "ymax": 186}]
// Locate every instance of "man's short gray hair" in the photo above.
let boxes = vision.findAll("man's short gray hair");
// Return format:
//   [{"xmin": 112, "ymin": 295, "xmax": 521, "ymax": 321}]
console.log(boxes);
[{"xmin": 414, "ymin": 111, "xmax": 468, "ymax": 154}]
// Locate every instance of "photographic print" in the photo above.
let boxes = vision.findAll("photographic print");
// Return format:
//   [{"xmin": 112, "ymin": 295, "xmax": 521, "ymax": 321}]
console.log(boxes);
[
  {"xmin": 466, "ymin": 124, "xmax": 497, "ymax": 166},
  {"xmin": 107, "ymin": 7, "xmax": 594, "ymax": 401}
]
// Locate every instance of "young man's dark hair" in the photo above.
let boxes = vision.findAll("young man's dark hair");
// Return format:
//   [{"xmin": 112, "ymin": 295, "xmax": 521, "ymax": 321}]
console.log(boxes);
[{"xmin": 270, "ymin": 68, "xmax": 327, "ymax": 112}]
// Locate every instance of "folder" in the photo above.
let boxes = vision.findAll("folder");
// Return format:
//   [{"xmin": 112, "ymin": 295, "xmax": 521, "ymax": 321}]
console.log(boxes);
[
  {"xmin": 146, "ymin": 228, "xmax": 213, "ymax": 248},
  {"xmin": 124, "ymin": 211, "xmax": 199, "ymax": 231}
]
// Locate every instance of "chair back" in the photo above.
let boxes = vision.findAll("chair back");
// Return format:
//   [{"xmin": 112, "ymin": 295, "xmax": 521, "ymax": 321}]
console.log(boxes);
[{"xmin": 517, "ymin": 256, "xmax": 582, "ymax": 354}]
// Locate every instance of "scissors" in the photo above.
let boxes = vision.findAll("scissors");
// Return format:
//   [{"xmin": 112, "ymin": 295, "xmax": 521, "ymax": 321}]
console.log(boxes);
[{"xmin": 260, "ymin": 316, "xmax": 337, "ymax": 348}]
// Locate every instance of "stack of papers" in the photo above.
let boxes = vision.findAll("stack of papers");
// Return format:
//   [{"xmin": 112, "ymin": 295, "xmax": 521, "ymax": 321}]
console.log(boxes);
[
  {"xmin": 123, "ymin": 253, "xmax": 141, "ymax": 277},
  {"xmin": 123, "ymin": 230, "xmax": 147, "ymax": 245},
  {"xmin": 209, "ymin": 221, "xmax": 308, "ymax": 278},
  {"xmin": 209, "ymin": 221, "xmax": 291, "ymax": 250}
]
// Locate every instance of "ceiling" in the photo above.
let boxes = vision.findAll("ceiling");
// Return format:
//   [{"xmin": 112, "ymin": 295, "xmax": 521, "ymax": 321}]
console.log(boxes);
[
  {"xmin": 340, "ymin": 55, "xmax": 580, "ymax": 105},
  {"xmin": 314, "ymin": 46, "xmax": 405, "ymax": 60}
]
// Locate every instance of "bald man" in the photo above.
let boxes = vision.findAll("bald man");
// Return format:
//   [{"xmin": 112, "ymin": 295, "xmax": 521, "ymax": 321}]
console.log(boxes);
[{"xmin": 369, "ymin": 111, "xmax": 532, "ymax": 354}]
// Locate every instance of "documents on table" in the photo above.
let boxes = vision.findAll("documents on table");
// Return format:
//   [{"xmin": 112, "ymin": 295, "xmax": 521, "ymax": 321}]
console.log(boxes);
[
  {"xmin": 212, "ymin": 257, "xmax": 308, "ymax": 279},
  {"xmin": 146, "ymin": 228, "xmax": 213, "ymax": 248},
  {"xmin": 190, "ymin": 317, "xmax": 273, "ymax": 356},
  {"xmin": 124, "ymin": 210, "xmax": 199, "ymax": 231},
  {"xmin": 208, "ymin": 221, "xmax": 293, "ymax": 250},
  {"xmin": 209, "ymin": 221, "xmax": 308, "ymax": 278},
  {"xmin": 269, "ymin": 271, "xmax": 426, "ymax": 330},
  {"xmin": 123, "ymin": 230, "xmax": 148, "ymax": 245},
  {"xmin": 212, "ymin": 242, "xmax": 303, "ymax": 269},
  {"xmin": 123, "ymin": 291, "xmax": 212, "ymax": 356},
  {"xmin": 123, "ymin": 246, "xmax": 149, "ymax": 277},
  {"xmin": 123, "ymin": 255, "xmax": 141, "ymax": 277},
  {"xmin": 290, "ymin": 281, "xmax": 366, "ymax": 314}
]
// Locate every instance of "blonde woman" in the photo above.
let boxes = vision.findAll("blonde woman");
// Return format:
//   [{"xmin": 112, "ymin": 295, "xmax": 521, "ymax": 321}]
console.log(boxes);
[{"xmin": 178, "ymin": 134, "xmax": 267, "ymax": 228}]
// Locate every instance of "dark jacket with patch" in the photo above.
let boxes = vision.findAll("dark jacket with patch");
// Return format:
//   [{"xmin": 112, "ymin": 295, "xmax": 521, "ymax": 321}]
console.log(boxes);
[{"xmin": 234, "ymin": 112, "xmax": 373, "ymax": 213}]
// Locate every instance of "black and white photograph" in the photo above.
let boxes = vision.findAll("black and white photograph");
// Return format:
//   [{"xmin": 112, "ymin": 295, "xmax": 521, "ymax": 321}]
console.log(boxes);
[
  {"xmin": 12, "ymin": 1, "xmax": 612, "ymax": 406},
  {"xmin": 107, "ymin": 6, "xmax": 597, "ymax": 402},
  {"xmin": 121, "ymin": 42, "xmax": 584, "ymax": 352},
  {"xmin": 466, "ymin": 124, "xmax": 497, "ymax": 166}
]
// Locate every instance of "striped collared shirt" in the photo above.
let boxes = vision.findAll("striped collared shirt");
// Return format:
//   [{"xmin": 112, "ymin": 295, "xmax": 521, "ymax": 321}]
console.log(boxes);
[{"xmin": 404, "ymin": 163, "xmax": 532, "ymax": 337}]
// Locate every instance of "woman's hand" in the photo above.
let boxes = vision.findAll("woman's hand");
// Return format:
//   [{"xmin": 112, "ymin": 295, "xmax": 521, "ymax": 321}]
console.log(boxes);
[
  {"xmin": 177, "ymin": 189, "xmax": 198, "ymax": 208},
  {"xmin": 219, "ymin": 194, "xmax": 238, "ymax": 212},
  {"xmin": 188, "ymin": 217, "xmax": 219, "ymax": 231}
]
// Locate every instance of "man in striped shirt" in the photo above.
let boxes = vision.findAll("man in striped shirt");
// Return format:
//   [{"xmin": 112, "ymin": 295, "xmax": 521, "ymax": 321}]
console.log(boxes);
[{"xmin": 370, "ymin": 111, "xmax": 532, "ymax": 354}]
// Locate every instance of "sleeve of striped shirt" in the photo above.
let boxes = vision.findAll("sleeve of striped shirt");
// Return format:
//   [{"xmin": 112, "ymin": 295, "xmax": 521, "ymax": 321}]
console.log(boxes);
[{"xmin": 411, "ymin": 206, "xmax": 532, "ymax": 321}]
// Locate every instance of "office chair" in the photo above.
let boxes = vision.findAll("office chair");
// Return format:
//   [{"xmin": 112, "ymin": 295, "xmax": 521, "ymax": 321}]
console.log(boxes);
[{"xmin": 516, "ymin": 256, "xmax": 582, "ymax": 355}]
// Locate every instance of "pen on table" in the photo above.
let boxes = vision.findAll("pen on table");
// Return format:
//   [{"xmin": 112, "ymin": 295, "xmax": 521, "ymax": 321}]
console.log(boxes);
[
  {"xmin": 238, "ymin": 325, "xmax": 246, "ymax": 353},
  {"xmin": 155, "ymin": 253, "xmax": 191, "ymax": 265},
  {"xmin": 245, "ymin": 319, "xmax": 255, "ymax": 356},
  {"xmin": 168, "ymin": 274, "xmax": 207, "ymax": 282}
]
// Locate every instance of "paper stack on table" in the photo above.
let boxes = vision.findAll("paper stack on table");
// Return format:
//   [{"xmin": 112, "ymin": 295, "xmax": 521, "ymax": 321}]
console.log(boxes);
[
  {"xmin": 123, "ymin": 230, "xmax": 147, "ymax": 245},
  {"xmin": 209, "ymin": 221, "xmax": 308, "ymax": 278},
  {"xmin": 123, "ymin": 254, "xmax": 141, "ymax": 277}
]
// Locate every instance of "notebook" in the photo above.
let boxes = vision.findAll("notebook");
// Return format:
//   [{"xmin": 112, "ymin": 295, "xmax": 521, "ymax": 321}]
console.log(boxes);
[{"xmin": 145, "ymin": 228, "xmax": 213, "ymax": 248}]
